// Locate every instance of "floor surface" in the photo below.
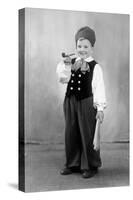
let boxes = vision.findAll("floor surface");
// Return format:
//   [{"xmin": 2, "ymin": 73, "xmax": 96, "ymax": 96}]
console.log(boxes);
[{"xmin": 25, "ymin": 142, "xmax": 129, "ymax": 192}]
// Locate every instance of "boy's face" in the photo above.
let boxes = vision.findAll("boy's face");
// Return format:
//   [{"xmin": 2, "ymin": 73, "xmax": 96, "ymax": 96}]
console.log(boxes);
[{"xmin": 76, "ymin": 38, "xmax": 93, "ymax": 59}]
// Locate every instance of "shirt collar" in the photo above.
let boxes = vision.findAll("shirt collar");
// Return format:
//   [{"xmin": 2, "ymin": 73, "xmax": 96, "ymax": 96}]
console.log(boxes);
[{"xmin": 75, "ymin": 56, "xmax": 94, "ymax": 63}]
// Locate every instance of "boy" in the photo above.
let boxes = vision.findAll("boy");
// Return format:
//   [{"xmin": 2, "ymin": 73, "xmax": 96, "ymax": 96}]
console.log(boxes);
[{"xmin": 56, "ymin": 26, "xmax": 106, "ymax": 178}]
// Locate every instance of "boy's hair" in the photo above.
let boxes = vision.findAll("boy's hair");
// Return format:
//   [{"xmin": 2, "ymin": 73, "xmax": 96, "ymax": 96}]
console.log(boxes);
[{"xmin": 75, "ymin": 26, "xmax": 96, "ymax": 47}]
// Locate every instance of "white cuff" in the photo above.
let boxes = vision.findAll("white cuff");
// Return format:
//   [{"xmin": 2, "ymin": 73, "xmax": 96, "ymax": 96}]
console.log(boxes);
[
  {"xmin": 94, "ymin": 102, "xmax": 107, "ymax": 111},
  {"xmin": 97, "ymin": 105, "xmax": 104, "ymax": 112}
]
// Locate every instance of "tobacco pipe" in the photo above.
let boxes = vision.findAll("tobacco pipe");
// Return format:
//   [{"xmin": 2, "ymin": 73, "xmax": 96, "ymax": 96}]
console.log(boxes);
[{"xmin": 62, "ymin": 52, "xmax": 75, "ymax": 58}]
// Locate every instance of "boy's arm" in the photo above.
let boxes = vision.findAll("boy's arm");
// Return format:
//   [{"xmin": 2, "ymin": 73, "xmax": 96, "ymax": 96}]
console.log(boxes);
[
  {"xmin": 92, "ymin": 64, "xmax": 107, "ymax": 112},
  {"xmin": 92, "ymin": 64, "xmax": 107, "ymax": 123}
]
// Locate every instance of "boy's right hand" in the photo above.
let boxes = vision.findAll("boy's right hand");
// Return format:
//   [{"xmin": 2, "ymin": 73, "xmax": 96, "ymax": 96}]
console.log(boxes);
[{"xmin": 62, "ymin": 56, "xmax": 72, "ymax": 65}]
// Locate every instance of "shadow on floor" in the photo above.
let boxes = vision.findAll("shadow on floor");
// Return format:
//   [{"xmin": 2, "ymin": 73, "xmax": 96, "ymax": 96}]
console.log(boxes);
[{"xmin": 8, "ymin": 183, "xmax": 18, "ymax": 190}]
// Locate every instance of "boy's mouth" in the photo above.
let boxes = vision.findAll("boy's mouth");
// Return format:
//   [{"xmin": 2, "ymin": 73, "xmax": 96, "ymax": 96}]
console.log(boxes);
[{"xmin": 78, "ymin": 52, "xmax": 87, "ymax": 56}]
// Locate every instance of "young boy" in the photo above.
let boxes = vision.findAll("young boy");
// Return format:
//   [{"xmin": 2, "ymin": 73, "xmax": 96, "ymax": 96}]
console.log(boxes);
[{"xmin": 56, "ymin": 26, "xmax": 106, "ymax": 178}]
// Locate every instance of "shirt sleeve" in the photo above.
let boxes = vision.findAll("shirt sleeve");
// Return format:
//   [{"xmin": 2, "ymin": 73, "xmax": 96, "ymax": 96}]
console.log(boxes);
[
  {"xmin": 56, "ymin": 61, "xmax": 71, "ymax": 84},
  {"xmin": 92, "ymin": 64, "xmax": 107, "ymax": 111}
]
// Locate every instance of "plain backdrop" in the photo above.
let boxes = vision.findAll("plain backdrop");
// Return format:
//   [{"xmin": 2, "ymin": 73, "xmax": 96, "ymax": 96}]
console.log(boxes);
[{"xmin": 23, "ymin": 8, "xmax": 129, "ymax": 144}]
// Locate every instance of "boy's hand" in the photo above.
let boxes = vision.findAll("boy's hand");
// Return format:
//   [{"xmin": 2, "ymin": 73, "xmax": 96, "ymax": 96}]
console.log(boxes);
[
  {"xmin": 96, "ymin": 111, "xmax": 104, "ymax": 123},
  {"xmin": 62, "ymin": 56, "xmax": 72, "ymax": 65}
]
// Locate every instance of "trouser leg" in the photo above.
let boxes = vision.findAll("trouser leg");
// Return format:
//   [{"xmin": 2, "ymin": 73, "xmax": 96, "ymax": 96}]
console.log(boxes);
[
  {"xmin": 63, "ymin": 96, "xmax": 82, "ymax": 168},
  {"xmin": 77, "ymin": 97, "xmax": 102, "ymax": 170}
]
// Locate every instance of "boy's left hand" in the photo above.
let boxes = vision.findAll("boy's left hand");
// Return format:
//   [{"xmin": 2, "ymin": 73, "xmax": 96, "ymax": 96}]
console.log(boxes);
[{"xmin": 96, "ymin": 111, "xmax": 104, "ymax": 123}]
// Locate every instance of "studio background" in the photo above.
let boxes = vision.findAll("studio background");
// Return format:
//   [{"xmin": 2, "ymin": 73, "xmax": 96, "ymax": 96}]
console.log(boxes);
[{"xmin": 24, "ymin": 8, "xmax": 129, "ymax": 144}]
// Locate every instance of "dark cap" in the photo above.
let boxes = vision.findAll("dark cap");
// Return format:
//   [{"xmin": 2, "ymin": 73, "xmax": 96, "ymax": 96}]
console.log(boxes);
[{"xmin": 75, "ymin": 26, "xmax": 96, "ymax": 47}]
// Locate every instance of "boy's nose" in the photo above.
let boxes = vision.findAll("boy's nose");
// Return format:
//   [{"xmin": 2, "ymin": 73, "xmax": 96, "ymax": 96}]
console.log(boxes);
[
  {"xmin": 80, "ymin": 47, "xmax": 84, "ymax": 51},
  {"xmin": 81, "ymin": 47, "xmax": 86, "ymax": 52}
]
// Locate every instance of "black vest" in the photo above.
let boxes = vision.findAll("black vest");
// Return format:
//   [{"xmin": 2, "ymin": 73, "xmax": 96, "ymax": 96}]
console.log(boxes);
[{"xmin": 66, "ymin": 58, "xmax": 97, "ymax": 100}]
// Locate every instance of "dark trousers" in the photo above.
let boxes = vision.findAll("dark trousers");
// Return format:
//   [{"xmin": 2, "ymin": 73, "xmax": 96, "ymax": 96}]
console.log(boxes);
[{"xmin": 63, "ymin": 95, "xmax": 102, "ymax": 170}]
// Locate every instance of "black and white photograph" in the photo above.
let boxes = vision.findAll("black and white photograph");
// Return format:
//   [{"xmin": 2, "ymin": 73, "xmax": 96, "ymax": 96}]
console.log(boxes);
[{"xmin": 19, "ymin": 7, "xmax": 129, "ymax": 193}]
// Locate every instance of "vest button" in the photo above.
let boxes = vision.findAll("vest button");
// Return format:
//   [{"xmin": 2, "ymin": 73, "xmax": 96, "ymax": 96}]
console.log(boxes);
[
  {"xmin": 70, "ymin": 87, "xmax": 73, "ymax": 90},
  {"xmin": 71, "ymin": 80, "xmax": 74, "ymax": 83},
  {"xmin": 72, "ymin": 73, "xmax": 75, "ymax": 77},
  {"xmin": 78, "ymin": 74, "xmax": 81, "ymax": 77},
  {"xmin": 78, "ymin": 81, "xmax": 81, "ymax": 84},
  {"xmin": 78, "ymin": 87, "xmax": 81, "ymax": 91}
]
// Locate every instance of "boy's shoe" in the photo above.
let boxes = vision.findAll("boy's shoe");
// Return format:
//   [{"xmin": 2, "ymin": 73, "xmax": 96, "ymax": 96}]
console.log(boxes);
[
  {"xmin": 90, "ymin": 167, "xmax": 98, "ymax": 174},
  {"xmin": 82, "ymin": 170, "xmax": 96, "ymax": 178},
  {"xmin": 60, "ymin": 167, "xmax": 72, "ymax": 175},
  {"xmin": 71, "ymin": 166, "xmax": 81, "ymax": 173}
]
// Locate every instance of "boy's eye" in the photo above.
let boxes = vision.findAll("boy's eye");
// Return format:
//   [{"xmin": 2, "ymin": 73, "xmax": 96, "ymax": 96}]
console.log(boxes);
[{"xmin": 77, "ymin": 45, "xmax": 88, "ymax": 49}]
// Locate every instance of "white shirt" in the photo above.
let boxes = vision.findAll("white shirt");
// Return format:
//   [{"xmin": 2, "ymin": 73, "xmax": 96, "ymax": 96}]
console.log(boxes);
[{"xmin": 56, "ymin": 56, "xmax": 107, "ymax": 111}]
